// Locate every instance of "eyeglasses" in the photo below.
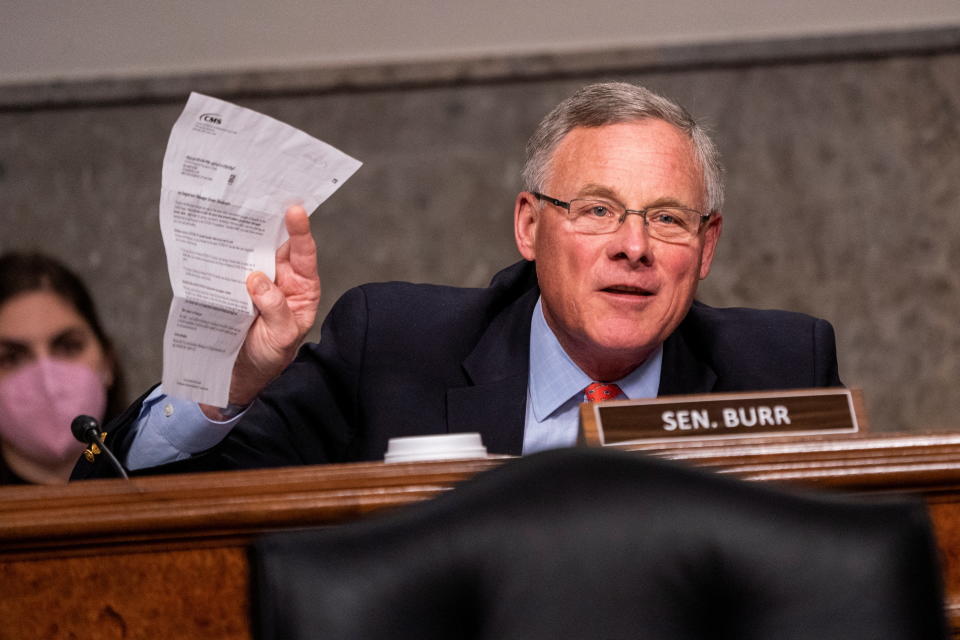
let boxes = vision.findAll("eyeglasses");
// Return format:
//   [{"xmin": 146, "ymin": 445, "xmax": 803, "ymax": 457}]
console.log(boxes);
[{"xmin": 532, "ymin": 192, "xmax": 710, "ymax": 243}]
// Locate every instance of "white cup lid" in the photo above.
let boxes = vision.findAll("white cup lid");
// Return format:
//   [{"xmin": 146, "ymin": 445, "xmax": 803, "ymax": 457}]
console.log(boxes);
[{"xmin": 384, "ymin": 433, "xmax": 487, "ymax": 463}]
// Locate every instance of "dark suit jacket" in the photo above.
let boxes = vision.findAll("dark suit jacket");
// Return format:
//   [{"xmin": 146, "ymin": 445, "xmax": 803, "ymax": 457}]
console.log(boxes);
[{"xmin": 73, "ymin": 260, "xmax": 841, "ymax": 478}]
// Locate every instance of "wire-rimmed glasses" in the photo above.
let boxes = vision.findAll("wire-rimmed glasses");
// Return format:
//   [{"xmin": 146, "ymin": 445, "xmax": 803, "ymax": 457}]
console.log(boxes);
[{"xmin": 533, "ymin": 192, "xmax": 710, "ymax": 243}]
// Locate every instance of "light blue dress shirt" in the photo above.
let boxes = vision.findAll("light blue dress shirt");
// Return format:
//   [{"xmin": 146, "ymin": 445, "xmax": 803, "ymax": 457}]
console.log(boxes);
[
  {"xmin": 522, "ymin": 299, "xmax": 662, "ymax": 454},
  {"xmin": 126, "ymin": 386, "xmax": 242, "ymax": 468},
  {"xmin": 127, "ymin": 297, "xmax": 663, "ymax": 468}
]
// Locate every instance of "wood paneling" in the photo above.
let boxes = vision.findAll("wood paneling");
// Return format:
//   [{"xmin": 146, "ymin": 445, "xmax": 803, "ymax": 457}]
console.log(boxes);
[{"xmin": 3, "ymin": 434, "xmax": 960, "ymax": 638}]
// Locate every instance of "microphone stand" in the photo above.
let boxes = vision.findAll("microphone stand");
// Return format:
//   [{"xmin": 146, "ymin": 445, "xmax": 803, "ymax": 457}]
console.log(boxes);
[{"xmin": 71, "ymin": 415, "xmax": 130, "ymax": 480}]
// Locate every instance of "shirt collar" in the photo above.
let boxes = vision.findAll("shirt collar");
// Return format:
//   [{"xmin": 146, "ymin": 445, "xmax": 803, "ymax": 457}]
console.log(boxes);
[{"xmin": 528, "ymin": 298, "xmax": 662, "ymax": 421}]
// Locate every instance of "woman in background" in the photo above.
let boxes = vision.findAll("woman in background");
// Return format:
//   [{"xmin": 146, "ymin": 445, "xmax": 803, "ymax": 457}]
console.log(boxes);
[{"xmin": 0, "ymin": 252, "xmax": 125, "ymax": 484}]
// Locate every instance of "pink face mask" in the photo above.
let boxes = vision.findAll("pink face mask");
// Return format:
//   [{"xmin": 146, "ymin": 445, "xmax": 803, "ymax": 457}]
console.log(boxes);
[{"xmin": 0, "ymin": 358, "xmax": 107, "ymax": 466}]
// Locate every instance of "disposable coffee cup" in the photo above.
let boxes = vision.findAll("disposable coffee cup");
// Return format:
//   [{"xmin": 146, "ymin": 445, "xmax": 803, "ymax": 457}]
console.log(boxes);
[{"xmin": 384, "ymin": 433, "xmax": 487, "ymax": 463}]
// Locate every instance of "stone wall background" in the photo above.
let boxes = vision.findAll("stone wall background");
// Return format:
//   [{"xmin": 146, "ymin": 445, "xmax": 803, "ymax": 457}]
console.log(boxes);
[{"xmin": 1, "ymin": 30, "xmax": 958, "ymax": 433}]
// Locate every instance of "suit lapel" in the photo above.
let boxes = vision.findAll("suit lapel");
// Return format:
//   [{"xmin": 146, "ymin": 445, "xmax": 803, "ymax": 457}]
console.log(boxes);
[
  {"xmin": 658, "ymin": 307, "xmax": 717, "ymax": 395},
  {"xmin": 445, "ymin": 270, "xmax": 717, "ymax": 451},
  {"xmin": 446, "ymin": 287, "xmax": 539, "ymax": 456}
]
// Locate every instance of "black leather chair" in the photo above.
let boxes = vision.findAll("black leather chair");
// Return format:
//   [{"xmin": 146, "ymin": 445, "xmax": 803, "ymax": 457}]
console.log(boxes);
[{"xmin": 251, "ymin": 448, "xmax": 948, "ymax": 640}]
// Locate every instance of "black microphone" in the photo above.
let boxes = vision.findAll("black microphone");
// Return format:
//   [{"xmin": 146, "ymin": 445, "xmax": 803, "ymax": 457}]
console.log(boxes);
[{"xmin": 71, "ymin": 415, "xmax": 130, "ymax": 480}]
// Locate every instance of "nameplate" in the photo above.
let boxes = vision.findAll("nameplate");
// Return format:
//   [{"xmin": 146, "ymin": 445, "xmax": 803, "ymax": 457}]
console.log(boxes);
[{"xmin": 580, "ymin": 387, "xmax": 861, "ymax": 447}]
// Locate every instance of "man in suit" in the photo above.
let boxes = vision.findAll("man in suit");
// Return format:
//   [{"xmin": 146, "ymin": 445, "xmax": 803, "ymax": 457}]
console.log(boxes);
[{"xmin": 73, "ymin": 82, "xmax": 840, "ymax": 477}]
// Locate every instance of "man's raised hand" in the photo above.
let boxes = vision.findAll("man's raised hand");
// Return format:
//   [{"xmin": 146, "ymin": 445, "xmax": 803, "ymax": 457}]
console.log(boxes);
[{"xmin": 201, "ymin": 205, "xmax": 321, "ymax": 419}]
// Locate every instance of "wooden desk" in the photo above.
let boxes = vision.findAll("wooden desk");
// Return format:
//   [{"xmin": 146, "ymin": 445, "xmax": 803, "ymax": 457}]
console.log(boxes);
[{"xmin": 3, "ymin": 432, "xmax": 960, "ymax": 639}]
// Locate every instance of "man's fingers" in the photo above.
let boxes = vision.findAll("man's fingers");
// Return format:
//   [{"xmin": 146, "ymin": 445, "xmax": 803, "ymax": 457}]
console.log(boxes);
[
  {"xmin": 284, "ymin": 204, "xmax": 310, "ymax": 235},
  {"xmin": 223, "ymin": 207, "xmax": 320, "ymax": 408},
  {"xmin": 247, "ymin": 271, "xmax": 293, "ymax": 328},
  {"xmin": 283, "ymin": 205, "xmax": 318, "ymax": 278}
]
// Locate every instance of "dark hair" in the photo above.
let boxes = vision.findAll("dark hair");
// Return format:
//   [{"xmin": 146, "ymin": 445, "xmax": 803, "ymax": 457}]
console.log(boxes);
[{"xmin": 0, "ymin": 252, "xmax": 126, "ymax": 422}]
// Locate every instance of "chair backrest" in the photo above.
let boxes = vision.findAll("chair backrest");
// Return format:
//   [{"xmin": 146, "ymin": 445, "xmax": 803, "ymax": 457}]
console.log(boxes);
[{"xmin": 251, "ymin": 448, "xmax": 948, "ymax": 640}]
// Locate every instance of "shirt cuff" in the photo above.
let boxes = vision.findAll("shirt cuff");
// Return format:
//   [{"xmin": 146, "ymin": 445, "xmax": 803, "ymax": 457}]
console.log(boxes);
[{"xmin": 125, "ymin": 386, "xmax": 247, "ymax": 470}]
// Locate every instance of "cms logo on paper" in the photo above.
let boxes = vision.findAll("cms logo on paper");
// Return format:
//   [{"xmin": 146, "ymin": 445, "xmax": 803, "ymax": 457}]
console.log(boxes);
[{"xmin": 199, "ymin": 113, "xmax": 222, "ymax": 125}]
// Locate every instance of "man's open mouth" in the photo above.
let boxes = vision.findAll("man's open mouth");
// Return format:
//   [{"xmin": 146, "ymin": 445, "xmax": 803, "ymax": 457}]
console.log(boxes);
[{"xmin": 601, "ymin": 285, "xmax": 653, "ymax": 296}]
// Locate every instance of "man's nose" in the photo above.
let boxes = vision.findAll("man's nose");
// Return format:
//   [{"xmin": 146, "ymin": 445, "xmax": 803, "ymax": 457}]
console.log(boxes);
[{"xmin": 607, "ymin": 212, "xmax": 652, "ymax": 265}]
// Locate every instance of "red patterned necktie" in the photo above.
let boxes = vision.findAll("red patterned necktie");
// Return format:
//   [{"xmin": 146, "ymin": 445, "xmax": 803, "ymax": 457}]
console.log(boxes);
[{"xmin": 584, "ymin": 382, "xmax": 623, "ymax": 403}]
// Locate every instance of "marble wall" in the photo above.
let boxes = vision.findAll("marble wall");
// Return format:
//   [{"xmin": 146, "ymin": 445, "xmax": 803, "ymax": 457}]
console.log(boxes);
[{"xmin": 1, "ymin": 30, "xmax": 958, "ymax": 434}]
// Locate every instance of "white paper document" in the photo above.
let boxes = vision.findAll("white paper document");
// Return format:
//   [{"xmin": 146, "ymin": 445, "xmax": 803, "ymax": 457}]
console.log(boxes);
[{"xmin": 159, "ymin": 92, "xmax": 361, "ymax": 407}]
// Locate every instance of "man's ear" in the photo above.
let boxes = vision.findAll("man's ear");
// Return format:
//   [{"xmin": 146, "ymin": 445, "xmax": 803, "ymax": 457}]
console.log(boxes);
[
  {"xmin": 698, "ymin": 213, "xmax": 723, "ymax": 280},
  {"xmin": 514, "ymin": 192, "xmax": 540, "ymax": 261}
]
